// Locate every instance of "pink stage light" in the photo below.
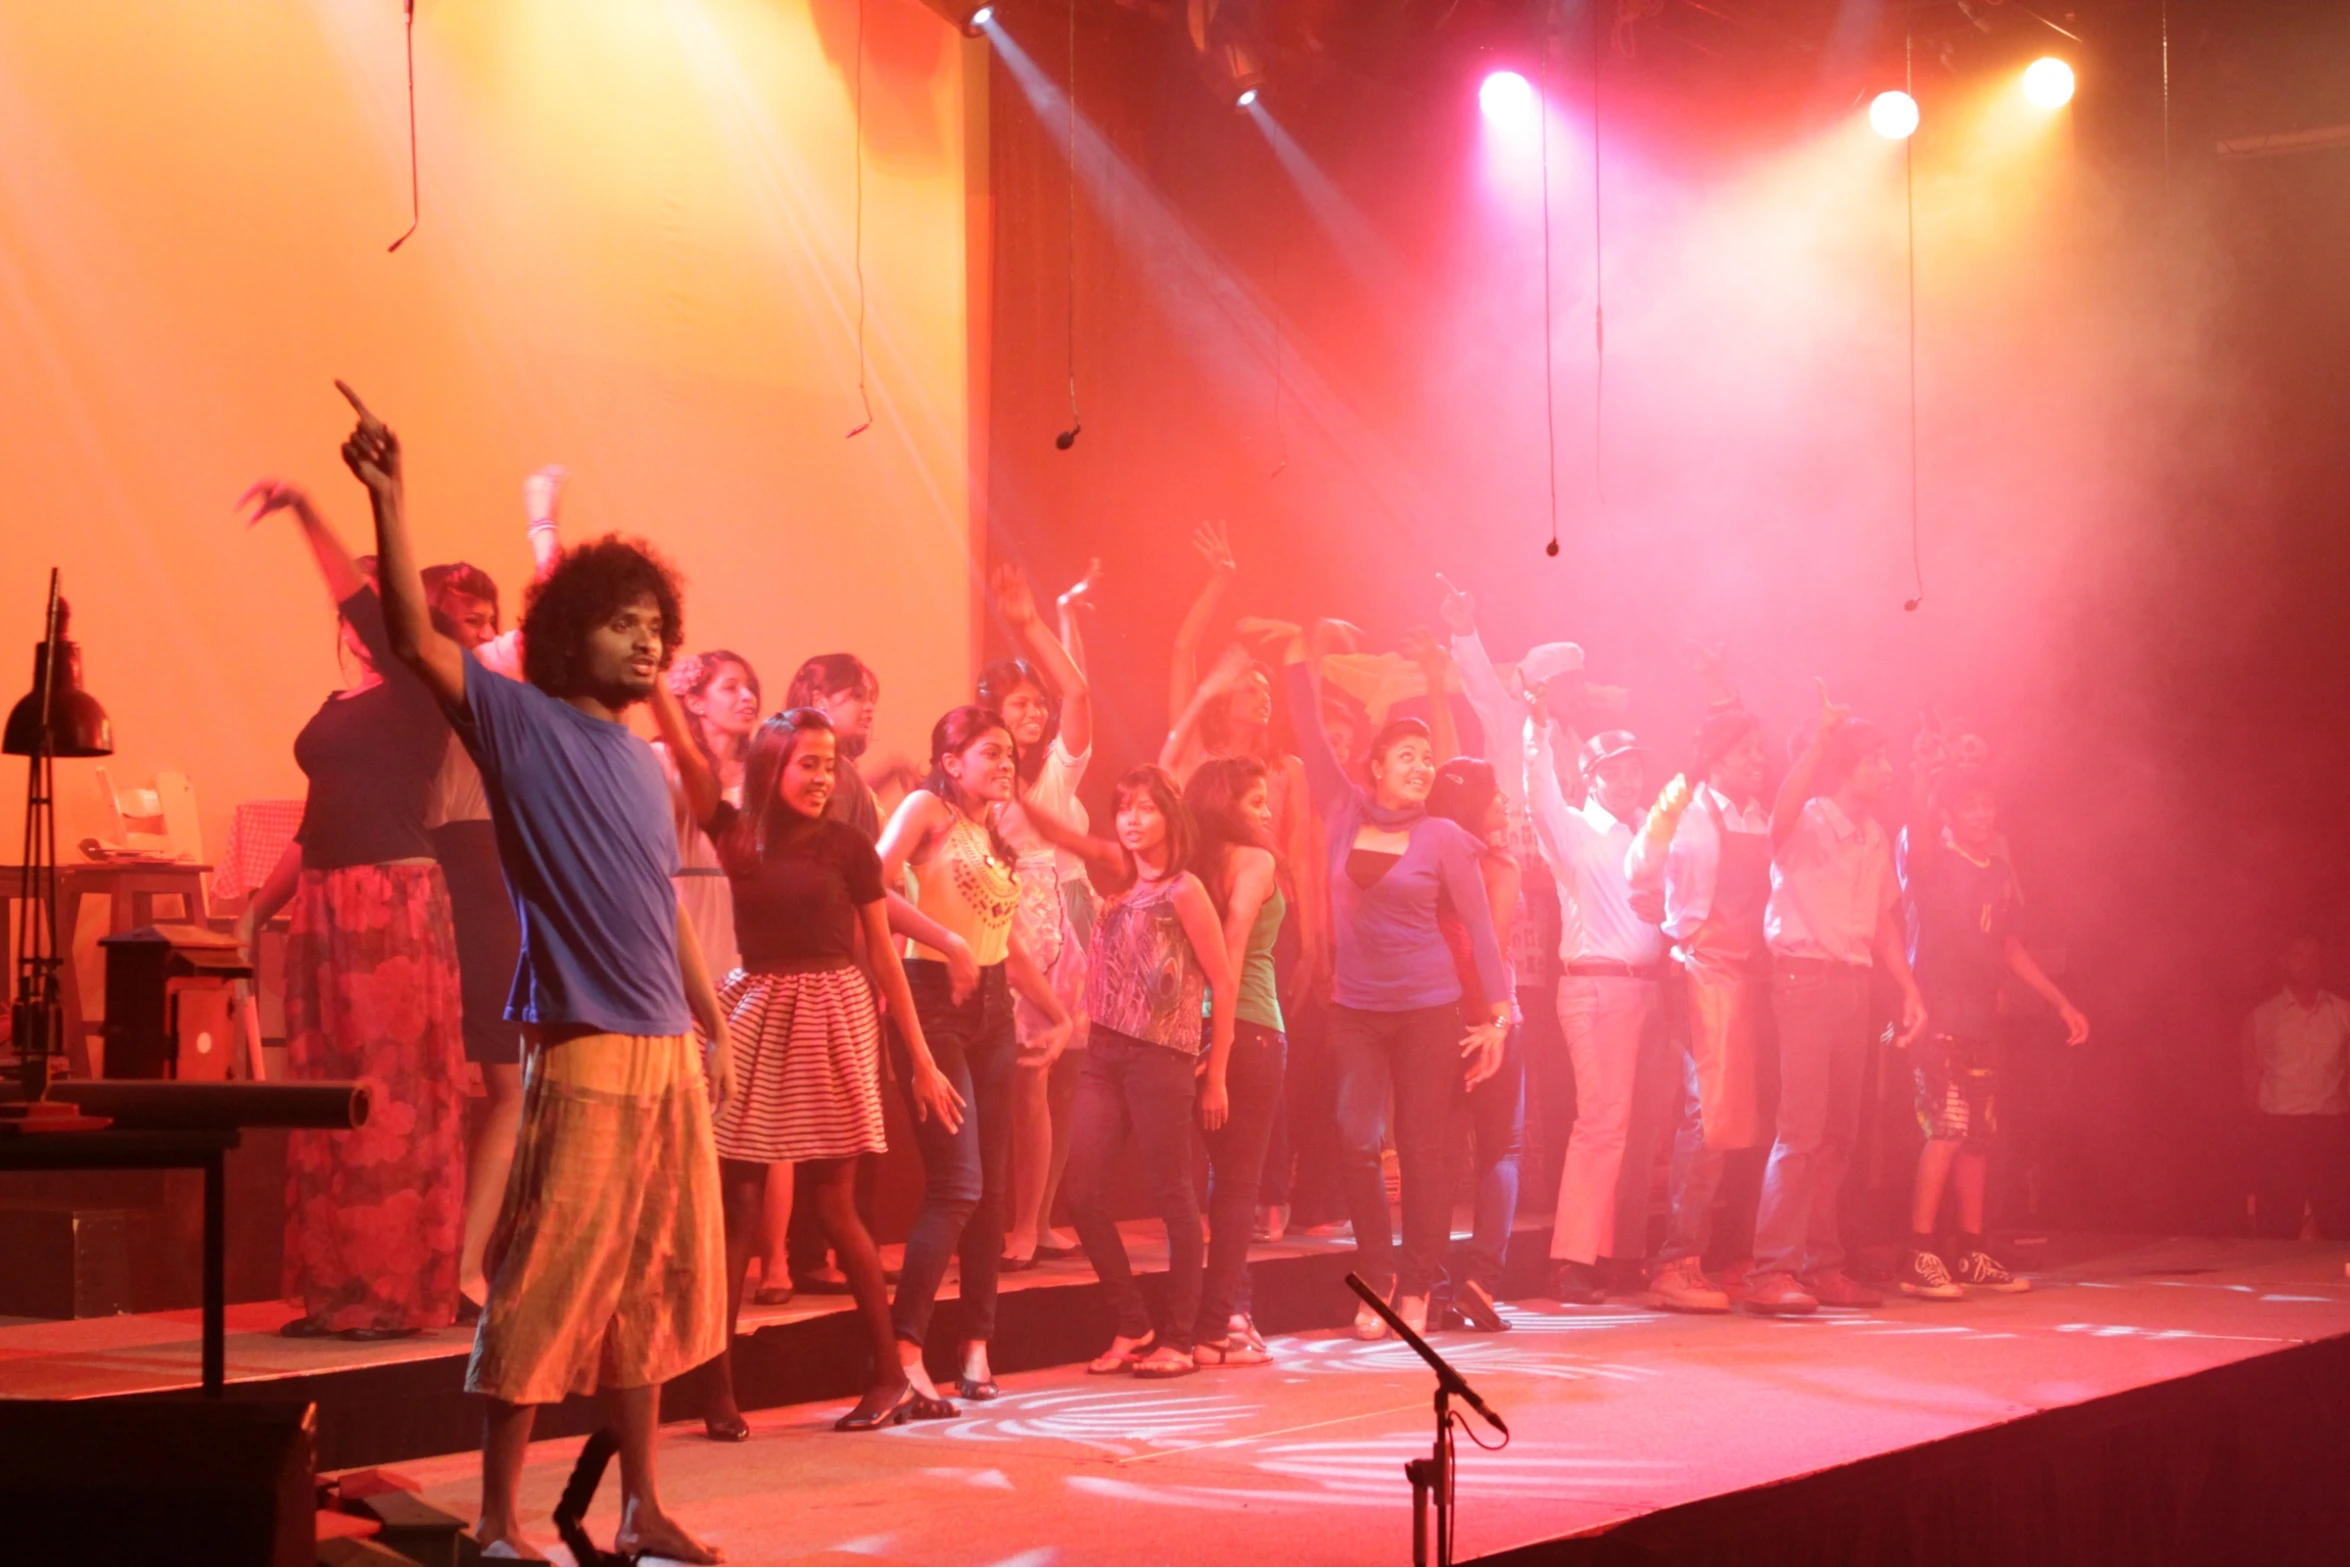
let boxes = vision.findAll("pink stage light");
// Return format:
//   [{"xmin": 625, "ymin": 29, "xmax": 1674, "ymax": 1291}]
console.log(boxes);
[
  {"xmin": 1479, "ymin": 71, "xmax": 1537, "ymax": 130},
  {"xmin": 1869, "ymin": 89, "xmax": 1920, "ymax": 141}
]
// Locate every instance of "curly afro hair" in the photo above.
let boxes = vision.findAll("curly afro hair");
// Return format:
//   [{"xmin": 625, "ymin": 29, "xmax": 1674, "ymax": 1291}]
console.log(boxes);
[{"xmin": 520, "ymin": 534, "xmax": 685, "ymax": 697}]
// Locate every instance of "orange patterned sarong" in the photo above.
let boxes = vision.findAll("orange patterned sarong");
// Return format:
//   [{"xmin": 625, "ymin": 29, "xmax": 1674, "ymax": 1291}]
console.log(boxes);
[{"xmin": 464, "ymin": 1032, "xmax": 725, "ymax": 1405}]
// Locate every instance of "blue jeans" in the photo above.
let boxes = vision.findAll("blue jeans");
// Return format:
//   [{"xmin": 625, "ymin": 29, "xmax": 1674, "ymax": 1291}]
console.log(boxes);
[
  {"xmin": 1334, "ymin": 1003, "xmax": 1464, "ymax": 1298},
  {"xmin": 1199, "ymin": 1021, "xmax": 1287, "ymax": 1335},
  {"xmin": 1460, "ymin": 1025, "xmax": 1524, "ymax": 1291},
  {"xmin": 890, "ymin": 961, "xmax": 1015, "ymax": 1348},
  {"xmin": 1752, "ymin": 959, "xmax": 1874, "ymax": 1280},
  {"xmin": 1066, "ymin": 1027, "xmax": 1206, "ymax": 1351}
]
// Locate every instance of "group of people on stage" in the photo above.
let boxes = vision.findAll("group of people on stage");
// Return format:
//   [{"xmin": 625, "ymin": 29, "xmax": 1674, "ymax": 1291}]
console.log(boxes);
[{"xmin": 242, "ymin": 386, "xmax": 2096, "ymax": 1560}]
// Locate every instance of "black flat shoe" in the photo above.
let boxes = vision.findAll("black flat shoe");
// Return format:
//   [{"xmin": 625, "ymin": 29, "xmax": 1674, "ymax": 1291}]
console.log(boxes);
[
  {"xmin": 954, "ymin": 1375, "xmax": 1001, "ymax": 1402},
  {"xmin": 339, "ymin": 1326, "xmax": 423, "ymax": 1343},
  {"xmin": 1455, "ymin": 1280, "xmax": 1510, "ymax": 1333},
  {"xmin": 907, "ymin": 1390, "xmax": 958, "ymax": 1420},
  {"xmin": 1033, "ymin": 1243, "xmax": 1078, "ymax": 1261},
  {"xmin": 835, "ymin": 1384, "xmax": 919, "ymax": 1432},
  {"xmin": 277, "ymin": 1315, "xmax": 334, "ymax": 1339},
  {"xmin": 999, "ymin": 1253, "xmax": 1040, "ymax": 1273},
  {"xmin": 703, "ymin": 1412, "xmax": 752, "ymax": 1443}
]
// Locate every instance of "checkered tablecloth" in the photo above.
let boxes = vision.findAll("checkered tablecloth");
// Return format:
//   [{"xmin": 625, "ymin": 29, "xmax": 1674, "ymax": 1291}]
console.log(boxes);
[{"xmin": 215, "ymin": 798, "xmax": 305, "ymax": 901}]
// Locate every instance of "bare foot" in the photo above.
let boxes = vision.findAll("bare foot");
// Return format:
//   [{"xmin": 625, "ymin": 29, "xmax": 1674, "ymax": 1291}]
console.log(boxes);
[
  {"xmin": 899, "ymin": 1341, "xmax": 946, "ymax": 1403},
  {"xmin": 616, "ymin": 1504, "xmax": 724, "ymax": 1565}
]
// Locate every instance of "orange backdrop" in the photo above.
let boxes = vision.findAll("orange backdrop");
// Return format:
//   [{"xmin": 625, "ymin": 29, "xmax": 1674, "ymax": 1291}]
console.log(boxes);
[{"xmin": 0, "ymin": 0, "xmax": 977, "ymax": 868}]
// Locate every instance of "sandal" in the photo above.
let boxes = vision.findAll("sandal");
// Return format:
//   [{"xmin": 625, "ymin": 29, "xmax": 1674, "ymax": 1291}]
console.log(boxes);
[
  {"xmin": 954, "ymin": 1375, "xmax": 1001, "ymax": 1401},
  {"xmin": 836, "ymin": 1383, "xmax": 918, "ymax": 1432},
  {"xmin": 1454, "ymin": 1280, "xmax": 1510, "ymax": 1333},
  {"xmin": 1194, "ymin": 1337, "xmax": 1271, "ymax": 1367},
  {"xmin": 1133, "ymin": 1345, "xmax": 1198, "ymax": 1379},
  {"xmin": 906, "ymin": 1390, "xmax": 959, "ymax": 1420},
  {"xmin": 1088, "ymin": 1337, "xmax": 1154, "ymax": 1375},
  {"xmin": 702, "ymin": 1411, "xmax": 751, "ymax": 1443}
]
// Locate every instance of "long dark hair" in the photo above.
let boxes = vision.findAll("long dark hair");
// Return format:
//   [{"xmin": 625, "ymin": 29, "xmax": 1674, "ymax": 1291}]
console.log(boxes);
[
  {"xmin": 1184, "ymin": 754, "xmax": 1276, "ymax": 916},
  {"xmin": 978, "ymin": 658, "xmax": 1056, "ymax": 783},
  {"xmin": 721, "ymin": 707, "xmax": 835, "ymax": 862},
  {"xmin": 924, "ymin": 705, "xmax": 1019, "ymax": 866},
  {"xmin": 1426, "ymin": 756, "xmax": 1501, "ymax": 844},
  {"xmin": 1110, "ymin": 764, "xmax": 1197, "ymax": 888},
  {"xmin": 668, "ymin": 649, "xmax": 761, "ymax": 775},
  {"xmin": 422, "ymin": 561, "xmax": 500, "ymax": 636}
]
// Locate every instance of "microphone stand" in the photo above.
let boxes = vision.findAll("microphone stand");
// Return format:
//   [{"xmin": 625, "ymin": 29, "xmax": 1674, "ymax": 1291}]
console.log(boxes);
[{"xmin": 1346, "ymin": 1273, "xmax": 1509, "ymax": 1567}]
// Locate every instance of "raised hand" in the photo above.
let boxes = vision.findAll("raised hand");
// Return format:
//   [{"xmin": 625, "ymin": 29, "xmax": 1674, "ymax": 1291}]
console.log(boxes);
[
  {"xmin": 1436, "ymin": 574, "xmax": 1477, "ymax": 637},
  {"xmin": 1401, "ymin": 626, "xmax": 1449, "ymax": 672},
  {"xmin": 990, "ymin": 562, "xmax": 1041, "ymax": 628},
  {"xmin": 237, "ymin": 479, "xmax": 314, "ymax": 529},
  {"xmin": 2059, "ymin": 1003, "xmax": 2090, "ymax": 1047},
  {"xmin": 1058, "ymin": 557, "xmax": 1104, "ymax": 611},
  {"xmin": 1232, "ymin": 615, "xmax": 1302, "ymax": 646},
  {"xmin": 1308, "ymin": 618, "xmax": 1363, "ymax": 658},
  {"xmin": 1814, "ymin": 677, "xmax": 1852, "ymax": 735},
  {"xmin": 1652, "ymin": 772, "xmax": 1695, "ymax": 823},
  {"xmin": 334, "ymin": 381, "xmax": 401, "ymax": 496},
  {"xmin": 1193, "ymin": 520, "xmax": 1237, "ymax": 576},
  {"xmin": 523, "ymin": 464, "xmax": 569, "ymax": 524}
]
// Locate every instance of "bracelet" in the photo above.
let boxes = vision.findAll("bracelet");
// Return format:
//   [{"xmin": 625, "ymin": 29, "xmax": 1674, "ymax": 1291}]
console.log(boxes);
[{"xmin": 528, "ymin": 520, "xmax": 557, "ymax": 535}]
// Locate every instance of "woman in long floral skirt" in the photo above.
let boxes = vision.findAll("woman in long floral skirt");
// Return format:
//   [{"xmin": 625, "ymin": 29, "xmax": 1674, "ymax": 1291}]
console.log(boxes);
[{"xmin": 237, "ymin": 481, "xmax": 467, "ymax": 1340}]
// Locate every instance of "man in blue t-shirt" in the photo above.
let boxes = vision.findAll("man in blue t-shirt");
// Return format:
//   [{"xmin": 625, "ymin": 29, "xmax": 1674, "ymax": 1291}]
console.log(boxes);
[
  {"xmin": 336, "ymin": 384, "xmax": 735, "ymax": 1565},
  {"xmin": 1896, "ymin": 768, "xmax": 2088, "ymax": 1303}
]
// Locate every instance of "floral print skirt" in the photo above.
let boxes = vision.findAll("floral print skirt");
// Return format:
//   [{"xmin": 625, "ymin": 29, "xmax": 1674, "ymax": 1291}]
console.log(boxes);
[{"xmin": 281, "ymin": 861, "xmax": 467, "ymax": 1331}]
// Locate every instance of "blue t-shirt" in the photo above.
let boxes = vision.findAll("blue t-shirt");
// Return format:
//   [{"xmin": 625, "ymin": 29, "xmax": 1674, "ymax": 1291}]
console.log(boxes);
[{"xmin": 450, "ymin": 652, "xmax": 689, "ymax": 1037}]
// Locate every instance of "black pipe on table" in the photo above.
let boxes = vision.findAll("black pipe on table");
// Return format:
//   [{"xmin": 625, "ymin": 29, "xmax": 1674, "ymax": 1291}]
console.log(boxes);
[{"xmin": 0, "ymin": 1080, "xmax": 370, "ymax": 1130}]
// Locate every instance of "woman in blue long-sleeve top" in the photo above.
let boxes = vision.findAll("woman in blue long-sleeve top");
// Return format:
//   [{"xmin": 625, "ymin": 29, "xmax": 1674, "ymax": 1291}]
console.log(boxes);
[{"xmin": 1278, "ymin": 634, "xmax": 1511, "ymax": 1339}]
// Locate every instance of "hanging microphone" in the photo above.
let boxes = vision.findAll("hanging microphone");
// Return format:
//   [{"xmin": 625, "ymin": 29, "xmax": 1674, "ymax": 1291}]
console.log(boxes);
[
  {"xmin": 1545, "ymin": 540, "xmax": 1559, "ymax": 557},
  {"xmin": 1903, "ymin": 596, "xmax": 1921, "ymax": 612},
  {"xmin": 1055, "ymin": 424, "xmax": 1082, "ymax": 450}
]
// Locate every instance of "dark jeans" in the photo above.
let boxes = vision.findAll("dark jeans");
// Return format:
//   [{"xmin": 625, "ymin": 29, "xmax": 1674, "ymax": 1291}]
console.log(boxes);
[
  {"xmin": 1518, "ymin": 976, "xmax": 1573, "ymax": 1217},
  {"xmin": 890, "ymin": 960, "xmax": 1015, "ymax": 1348},
  {"xmin": 1199, "ymin": 1022, "xmax": 1287, "ymax": 1336},
  {"xmin": 1334, "ymin": 1003, "xmax": 1465, "ymax": 1297},
  {"xmin": 2254, "ymin": 1112, "xmax": 2350, "ymax": 1239},
  {"xmin": 1461, "ymin": 1025, "xmax": 1525, "ymax": 1291},
  {"xmin": 1065, "ymin": 1027, "xmax": 1206, "ymax": 1351},
  {"xmin": 1264, "ymin": 996, "xmax": 1345, "ymax": 1225},
  {"xmin": 1753, "ymin": 960, "xmax": 1873, "ymax": 1280}
]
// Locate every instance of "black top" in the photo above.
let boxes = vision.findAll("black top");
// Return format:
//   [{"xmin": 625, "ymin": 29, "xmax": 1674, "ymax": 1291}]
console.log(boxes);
[
  {"xmin": 1902, "ymin": 830, "xmax": 2023, "ymax": 1042},
  {"xmin": 710, "ymin": 803, "xmax": 886, "ymax": 966},
  {"xmin": 293, "ymin": 590, "xmax": 449, "ymax": 870}
]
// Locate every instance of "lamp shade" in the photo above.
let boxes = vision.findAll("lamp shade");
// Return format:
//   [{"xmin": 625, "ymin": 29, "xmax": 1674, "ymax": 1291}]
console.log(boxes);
[{"xmin": 4, "ymin": 639, "xmax": 111, "ymax": 758}]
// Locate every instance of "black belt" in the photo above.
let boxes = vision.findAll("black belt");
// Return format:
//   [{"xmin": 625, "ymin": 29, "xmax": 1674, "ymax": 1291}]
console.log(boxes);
[
  {"xmin": 1772, "ymin": 954, "xmax": 1870, "ymax": 975},
  {"xmin": 1566, "ymin": 959, "xmax": 1669, "ymax": 982}
]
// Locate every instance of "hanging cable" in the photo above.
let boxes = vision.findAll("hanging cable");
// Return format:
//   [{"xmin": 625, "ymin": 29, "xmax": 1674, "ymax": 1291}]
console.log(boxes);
[
  {"xmin": 1902, "ymin": 31, "xmax": 1924, "ymax": 612},
  {"xmin": 847, "ymin": 0, "xmax": 874, "ymax": 437},
  {"xmin": 1054, "ymin": 0, "xmax": 1083, "ymax": 449},
  {"xmin": 1540, "ymin": 5, "xmax": 1559, "ymax": 555},
  {"xmin": 1589, "ymin": 0, "xmax": 1606, "ymax": 517},
  {"xmin": 2160, "ymin": 0, "xmax": 2172, "ymax": 179},
  {"xmin": 1270, "ymin": 292, "xmax": 1288, "ymax": 478},
  {"xmin": 388, "ymin": 0, "xmax": 420, "ymax": 252}
]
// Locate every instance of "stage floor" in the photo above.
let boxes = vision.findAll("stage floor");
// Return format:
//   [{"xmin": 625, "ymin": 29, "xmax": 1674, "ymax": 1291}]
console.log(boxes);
[{"xmin": 330, "ymin": 1235, "xmax": 2350, "ymax": 1566}]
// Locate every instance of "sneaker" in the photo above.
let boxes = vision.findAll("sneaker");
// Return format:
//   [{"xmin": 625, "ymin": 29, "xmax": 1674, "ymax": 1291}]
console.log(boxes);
[
  {"xmin": 1742, "ymin": 1271, "xmax": 1819, "ymax": 1316},
  {"xmin": 1553, "ymin": 1261, "xmax": 1609, "ymax": 1306},
  {"xmin": 1952, "ymin": 1250, "xmax": 2031, "ymax": 1293},
  {"xmin": 1801, "ymin": 1269, "xmax": 1884, "ymax": 1309},
  {"xmin": 1253, "ymin": 1204, "xmax": 1291, "ymax": 1243},
  {"xmin": 1299, "ymin": 1218, "xmax": 1355, "ymax": 1240},
  {"xmin": 1899, "ymin": 1249, "xmax": 1964, "ymax": 1301},
  {"xmin": 1646, "ymin": 1259, "xmax": 1732, "ymax": 1314}
]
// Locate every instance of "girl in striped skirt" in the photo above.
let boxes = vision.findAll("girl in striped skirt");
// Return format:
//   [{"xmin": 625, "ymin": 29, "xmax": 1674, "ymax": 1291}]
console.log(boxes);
[{"xmin": 656, "ymin": 698, "xmax": 966, "ymax": 1435}]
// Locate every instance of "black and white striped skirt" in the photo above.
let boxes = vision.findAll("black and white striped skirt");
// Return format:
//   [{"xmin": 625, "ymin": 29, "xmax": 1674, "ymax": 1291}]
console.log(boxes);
[{"xmin": 709, "ymin": 964, "xmax": 887, "ymax": 1164}]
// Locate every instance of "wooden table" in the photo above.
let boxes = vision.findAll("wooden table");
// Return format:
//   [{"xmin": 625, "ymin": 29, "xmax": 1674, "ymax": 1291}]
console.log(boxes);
[
  {"xmin": 3, "ymin": 861, "xmax": 211, "ymax": 1076},
  {"xmin": 0, "ymin": 1126, "xmax": 240, "ymax": 1393}
]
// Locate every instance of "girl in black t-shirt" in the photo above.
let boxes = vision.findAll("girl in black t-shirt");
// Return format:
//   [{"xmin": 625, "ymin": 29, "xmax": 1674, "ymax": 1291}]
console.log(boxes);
[{"xmin": 655, "ymin": 699, "xmax": 965, "ymax": 1435}]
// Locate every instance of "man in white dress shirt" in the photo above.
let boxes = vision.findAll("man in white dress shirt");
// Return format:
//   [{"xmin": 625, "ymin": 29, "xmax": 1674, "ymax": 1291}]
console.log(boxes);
[
  {"xmin": 1745, "ymin": 688, "xmax": 1926, "ymax": 1316},
  {"xmin": 1529, "ymin": 719, "xmax": 1673, "ymax": 1304},
  {"xmin": 1624, "ymin": 707, "xmax": 1777, "ymax": 1312},
  {"xmin": 2243, "ymin": 935, "xmax": 2350, "ymax": 1239}
]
